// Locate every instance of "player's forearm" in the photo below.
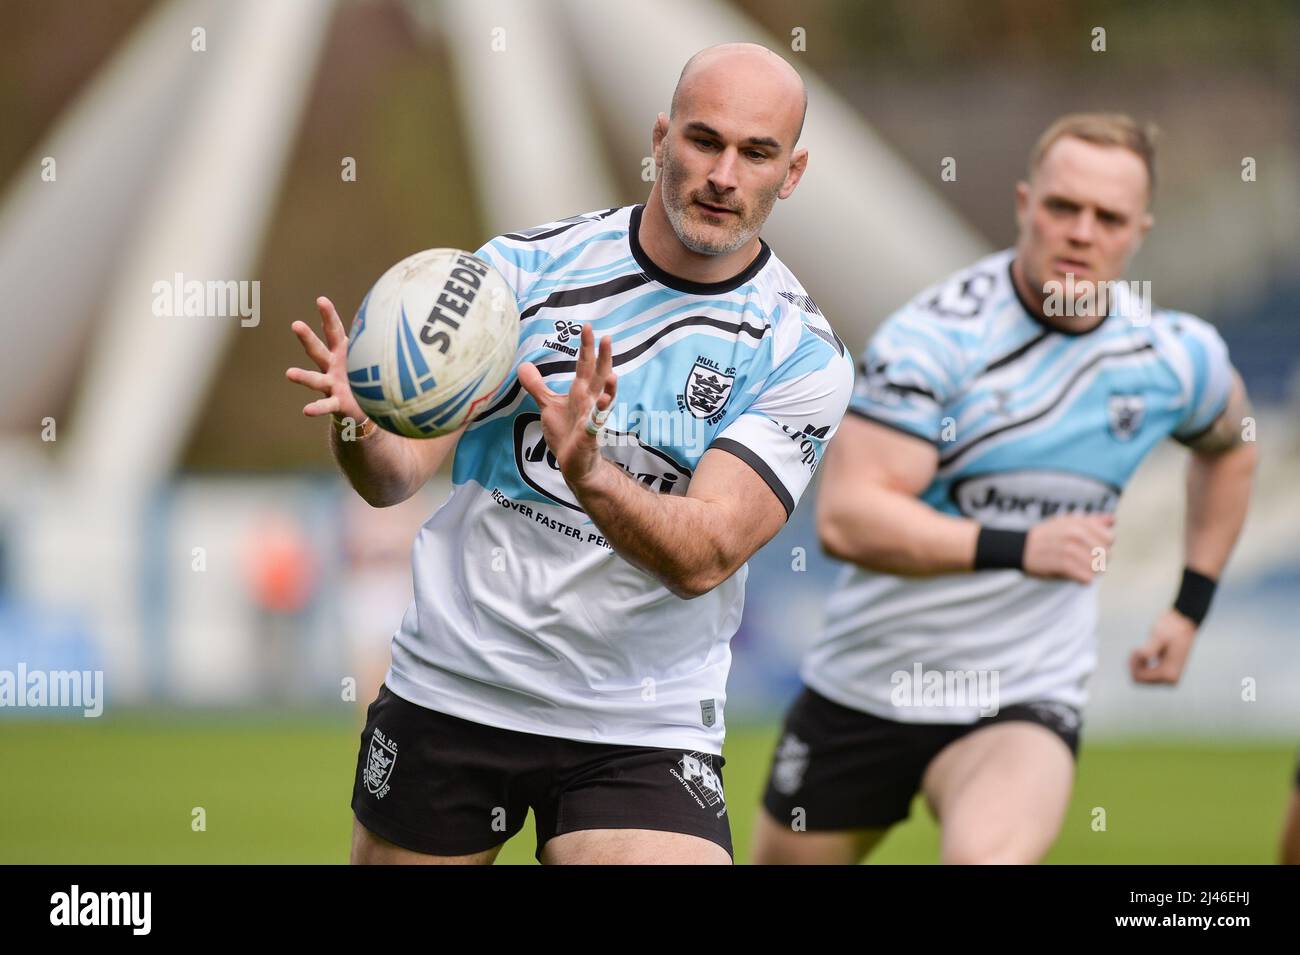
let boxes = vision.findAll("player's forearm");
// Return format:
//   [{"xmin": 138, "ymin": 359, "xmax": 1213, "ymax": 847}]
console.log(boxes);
[
  {"xmin": 819, "ymin": 484, "xmax": 979, "ymax": 576},
  {"xmin": 570, "ymin": 459, "xmax": 736, "ymax": 599},
  {"xmin": 329, "ymin": 425, "xmax": 420, "ymax": 508},
  {"xmin": 1183, "ymin": 441, "xmax": 1257, "ymax": 577}
]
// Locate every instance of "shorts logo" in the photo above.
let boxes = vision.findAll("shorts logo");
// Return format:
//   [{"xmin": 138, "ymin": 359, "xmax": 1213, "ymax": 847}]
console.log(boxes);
[
  {"xmin": 672, "ymin": 752, "xmax": 726, "ymax": 817},
  {"xmin": 771, "ymin": 733, "xmax": 809, "ymax": 796},
  {"xmin": 363, "ymin": 727, "xmax": 398, "ymax": 799},
  {"xmin": 1024, "ymin": 701, "xmax": 1081, "ymax": 735},
  {"xmin": 680, "ymin": 358, "xmax": 735, "ymax": 421},
  {"xmin": 1107, "ymin": 393, "xmax": 1145, "ymax": 441}
]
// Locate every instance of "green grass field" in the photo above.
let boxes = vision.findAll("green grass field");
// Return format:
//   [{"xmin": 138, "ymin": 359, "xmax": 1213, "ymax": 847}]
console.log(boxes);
[{"xmin": 0, "ymin": 714, "xmax": 1292, "ymax": 863}]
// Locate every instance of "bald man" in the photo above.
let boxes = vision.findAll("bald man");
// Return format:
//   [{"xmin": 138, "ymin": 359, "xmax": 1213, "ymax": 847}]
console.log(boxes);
[{"xmin": 290, "ymin": 43, "xmax": 854, "ymax": 864}]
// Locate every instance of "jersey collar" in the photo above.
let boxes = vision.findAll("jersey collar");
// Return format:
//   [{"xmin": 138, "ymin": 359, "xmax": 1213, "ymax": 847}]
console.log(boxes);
[
  {"xmin": 628, "ymin": 203, "xmax": 771, "ymax": 295},
  {"xmin": 1008, "ymin": 258, "xmax": 1108, "ymax": 337}
]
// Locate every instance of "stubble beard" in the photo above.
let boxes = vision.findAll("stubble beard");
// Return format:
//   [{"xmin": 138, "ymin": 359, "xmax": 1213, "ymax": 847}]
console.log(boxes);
[{"xmin": 659, "ymin": 137, "xmax": 781, "ymax": 256}]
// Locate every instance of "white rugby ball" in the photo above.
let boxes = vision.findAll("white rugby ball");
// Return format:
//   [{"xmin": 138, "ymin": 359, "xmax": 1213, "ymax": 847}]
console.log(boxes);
[{"xmin": 346, "ymin": 248, "xmax": 518, "ymax": 438}]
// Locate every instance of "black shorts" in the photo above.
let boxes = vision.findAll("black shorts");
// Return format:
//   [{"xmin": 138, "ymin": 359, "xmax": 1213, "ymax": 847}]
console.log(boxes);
[
  {"xmin": 351, "ymin": 684, "xmax": 732, "ymax": 860},
  {"xmin": 762, "ymin": 685, "xmax": 1082, "ymax": 832}
]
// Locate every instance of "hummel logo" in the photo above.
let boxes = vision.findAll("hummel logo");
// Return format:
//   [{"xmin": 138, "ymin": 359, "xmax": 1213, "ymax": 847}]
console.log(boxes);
[{"xmin": 553, "ymin": 320, "xmax": 582, "ymax": 343}]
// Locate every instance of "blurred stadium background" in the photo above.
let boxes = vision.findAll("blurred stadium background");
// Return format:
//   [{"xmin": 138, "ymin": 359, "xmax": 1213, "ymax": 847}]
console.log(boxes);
[{"xmin": 0, "ymin": 0, "xmax": 1296, "ymax": 864}]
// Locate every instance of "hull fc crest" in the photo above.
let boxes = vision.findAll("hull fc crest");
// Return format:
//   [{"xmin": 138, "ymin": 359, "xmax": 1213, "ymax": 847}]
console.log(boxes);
[
  {"xmin": 363, "ymin": 728, "xmax": 397, "ymax": 798},
  {"xmin": 680, "ymin": 358, "xmax": 736, "ymax": 421},
  {"xmin": 1107, "ymin": 393, "xmax": 1145, "ymax": 441}
]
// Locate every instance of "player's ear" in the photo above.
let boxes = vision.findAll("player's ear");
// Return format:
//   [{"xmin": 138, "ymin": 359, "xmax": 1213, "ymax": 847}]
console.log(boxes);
[
  {"xmin": 1129, "ymin": 210, "xmax": 1155, "ymax": 256},
  {"xmin": 1014, "ymin": 180, "xmax": 1031, "ymax": 226},
  {"xmin": 779, "ymin": 146, "xmax": 809, "ymax": 199},
  {"xmin": 652, "ymin": 113, "xmax": 669, "ymax": 162}
]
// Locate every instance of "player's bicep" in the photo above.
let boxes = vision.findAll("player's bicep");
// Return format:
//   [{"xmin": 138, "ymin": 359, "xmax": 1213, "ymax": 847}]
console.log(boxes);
[
  {"xmin": 822, "ymin": 413, "xmax": 939, "ymax": 501},
  {"xmin": 1181, "ymin": 368, "xmax": 1252, "ymax": 455},
  {"xmin": 687, "ymin": 446, "xmax": 789, "ymax": 562}
]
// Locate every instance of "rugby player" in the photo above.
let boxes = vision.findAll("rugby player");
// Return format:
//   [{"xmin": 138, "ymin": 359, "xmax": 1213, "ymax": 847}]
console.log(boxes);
[
  {"xmin": 755, "ymin": 113, "xmax": 1258, "ymax": 864},
  {"xmin": 287, "ymin": 43, "xmax": 854, "ymax": 864}
]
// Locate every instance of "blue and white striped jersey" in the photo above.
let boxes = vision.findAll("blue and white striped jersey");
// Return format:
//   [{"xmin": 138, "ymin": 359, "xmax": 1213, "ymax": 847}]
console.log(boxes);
[
  {"xmin": 388, "ymin": 204, "xmax": 855, "ymax": 752},
  {"xmin": 804, "ymin": 248, "xmax": 1234, "ymax": 722}
]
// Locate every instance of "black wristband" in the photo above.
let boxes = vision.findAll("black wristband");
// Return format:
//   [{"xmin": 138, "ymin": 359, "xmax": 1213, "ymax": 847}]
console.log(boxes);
[
  {"xmin": 1173, "ymin": 567, "xmax": 1217, "ymax": 626},
  {"xmin": 974, "ymin": 527, "xmax": 1028, "ymax": 570}
]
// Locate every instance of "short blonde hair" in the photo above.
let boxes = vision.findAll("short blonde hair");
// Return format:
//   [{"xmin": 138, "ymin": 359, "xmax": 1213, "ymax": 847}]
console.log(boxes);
[{"xmin": 1029, "ymin": 113, "xmax": 1160, "ymax": 197}]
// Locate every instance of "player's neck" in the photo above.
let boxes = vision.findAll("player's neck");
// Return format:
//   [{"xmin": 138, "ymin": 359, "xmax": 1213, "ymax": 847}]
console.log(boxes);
[
  {"xmin": 1009, "ymin": 256, "xmax": 1107, "ymax": 336},
  {"xmin": 637, "ymin": 193, "xmax": 762, "ymax": 288}
]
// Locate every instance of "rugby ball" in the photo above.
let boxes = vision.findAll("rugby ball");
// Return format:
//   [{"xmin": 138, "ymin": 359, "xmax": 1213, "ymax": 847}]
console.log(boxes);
[{"xmin": 345, "ymin": 249, "xmax": 518, "ymax": 438}]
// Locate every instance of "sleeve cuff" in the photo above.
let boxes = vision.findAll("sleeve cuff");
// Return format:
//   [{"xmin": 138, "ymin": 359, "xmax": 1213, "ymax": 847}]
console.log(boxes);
[
  {"xmin": 846, "ymin": 407, "xmax": 939, "ymax": 446},
  {"xmin": 709, "ymin": 437, "xmax": 795, "ymax": 518}
]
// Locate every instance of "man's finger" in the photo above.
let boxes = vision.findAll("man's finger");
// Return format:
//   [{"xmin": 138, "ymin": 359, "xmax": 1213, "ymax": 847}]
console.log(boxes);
[
  {"xmin": 574, "ymin": 324, "xmax": 596, "ymax": 384},
  {"xmin": 303, "ymin": 395, "xmax": 340, "ymax": 417},
  {"xmin": 286, "ymin": 366, "xmax": 331, "ymax": 393},
  {"xmin": 292, "ymin": 320, "xmax": 332, "ymax": 372},
  {"xmin": 1130, "ymin": 641, "xmax": 1163, "ymax": 678},
  {"xmin": 317, "ymin": 296, "xmax": 345, "ymax": 351},
  {"xmin": 594, "ymin": 333, "xmax": 614, "ymax": 390},
  {"xmin": 517, "ymin": 361, "xmax": 556, "ymax": 407},
  {"xmin": 598, "ymin": 372, "xmax": 618, "ymax": 408},
  {"xmin": 1130, "ymin": 650, "xmax": 1158, "ymax": 681}
]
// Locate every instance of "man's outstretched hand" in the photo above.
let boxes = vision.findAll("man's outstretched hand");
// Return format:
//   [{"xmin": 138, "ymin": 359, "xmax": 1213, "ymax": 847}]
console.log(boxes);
[
  {"xmin": 516, "ymin": 324, "xmax": 618, "ymax": 494},
  {"xmin": 286, "ymin": 296, "xmax": 366, "ymax": 424}
]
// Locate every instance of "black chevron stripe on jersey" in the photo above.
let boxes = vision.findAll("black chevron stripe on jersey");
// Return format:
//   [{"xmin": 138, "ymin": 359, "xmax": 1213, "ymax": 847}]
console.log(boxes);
[
  {"xmin": 474, "ymin": 313, "xmax": 770, "ymax": 422},
  {"xmin": 504, "ymin": 207, "xmax": 621, "ymax": 243},
  {"xmin": 777, "ymin": 290, "xmax": 822, "ymax": 315},
  {"xmin": 980, "ymin": 330, "xmax": 1051, "ymax": 376},
  {"xmin": 803, "ymin": 321, "xmax": 846, "ymax": 357},
  {"xmin": 939, "ymin": 342, "xmax": 1156, "ymax": 469},
  {"xmin": 857, "ymin": 359, "xmax": 936, "ymax": 401},
  {"xmin": 519, "ymin": 273, "xmax": 651, "ymax": 322}
]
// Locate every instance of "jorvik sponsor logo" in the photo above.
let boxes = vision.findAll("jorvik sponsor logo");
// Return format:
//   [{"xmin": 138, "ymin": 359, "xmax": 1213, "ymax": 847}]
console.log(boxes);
[
  {"xmin": 891, "ymin": 663, "xmax": 1000, "ymax": 717},
  {"xmin": 151, "ymin": 272, "xmax": 260, "ymax": 327},
  {"xmin": 0, "ymin": 662, "xmax": 103, "ymax": 717},
  {"xmin": 952, "ymin": 471, "xmax": 1117, "ymax": 529},
  {"xmin": 514, "ymin": 412, "xmax": 691, "ymax": 511},
  {"xmin": 1042, "ymin": 272, "xmax": 1152, "ymax": 326}
]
